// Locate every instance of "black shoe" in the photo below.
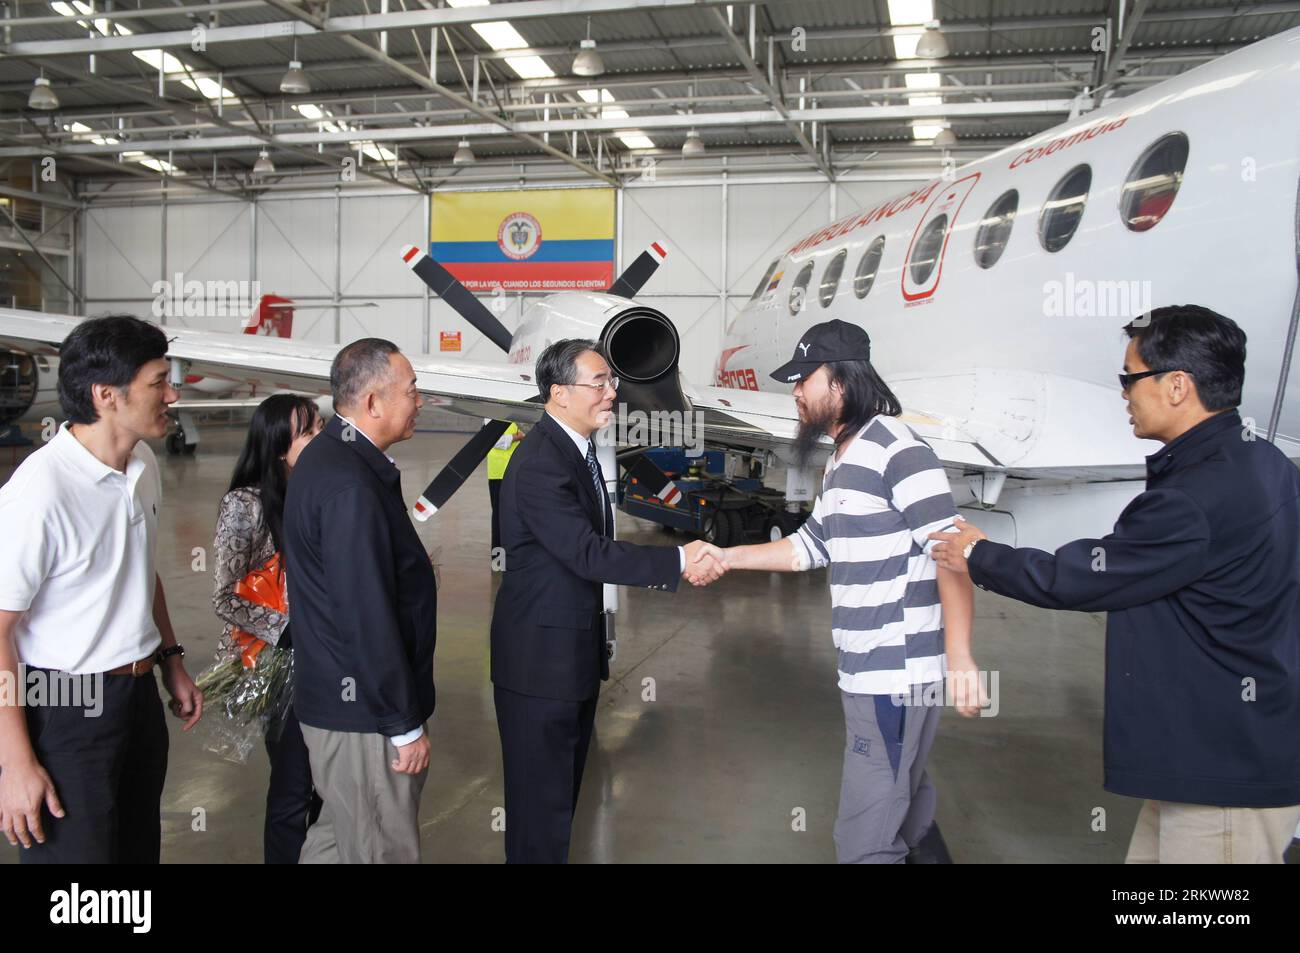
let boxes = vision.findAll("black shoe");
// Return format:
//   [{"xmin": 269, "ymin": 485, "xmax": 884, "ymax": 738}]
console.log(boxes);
[{"xmin": 905, "ymin": 823, "xmax": 954, "ymax": 864}]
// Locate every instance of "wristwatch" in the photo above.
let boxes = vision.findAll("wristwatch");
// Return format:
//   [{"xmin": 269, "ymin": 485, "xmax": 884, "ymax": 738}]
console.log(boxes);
[
  {"xmin": 962, "ymin": 539, "xmax": 979, "ymax": 561},
  {"xmin": 155, "ymin": 644, "xmax": 185, "ymax": 664}
]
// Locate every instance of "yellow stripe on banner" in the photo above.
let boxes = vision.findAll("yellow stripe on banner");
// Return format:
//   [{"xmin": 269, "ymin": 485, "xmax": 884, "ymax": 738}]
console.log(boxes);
[{"xmin": 431, "ymin": 188, "xmax": 614, "ymax": 243}]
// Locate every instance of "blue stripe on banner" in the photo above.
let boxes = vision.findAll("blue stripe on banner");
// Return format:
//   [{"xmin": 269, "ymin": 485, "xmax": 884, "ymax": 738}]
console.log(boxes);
[{"xmin": 430, "ymin": 239, "xmax": 615, "ymax": 263}]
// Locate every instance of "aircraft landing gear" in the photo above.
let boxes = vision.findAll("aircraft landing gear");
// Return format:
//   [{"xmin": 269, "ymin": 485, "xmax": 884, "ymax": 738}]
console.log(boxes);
[{"xmin": 166, "ymin": 423, "xmax": 196, "ymax": 455}]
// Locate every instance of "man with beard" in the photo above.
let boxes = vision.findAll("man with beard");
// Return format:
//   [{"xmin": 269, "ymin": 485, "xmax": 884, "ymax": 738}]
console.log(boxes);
[{"xmin": 716, "ymin": 319, "xmax": 983, "ymax": 863}]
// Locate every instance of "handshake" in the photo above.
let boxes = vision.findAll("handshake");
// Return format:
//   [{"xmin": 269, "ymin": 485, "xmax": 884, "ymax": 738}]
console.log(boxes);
[{"xmin": 681, "ymin": 539, "xmax": 729, "ymax": 587}]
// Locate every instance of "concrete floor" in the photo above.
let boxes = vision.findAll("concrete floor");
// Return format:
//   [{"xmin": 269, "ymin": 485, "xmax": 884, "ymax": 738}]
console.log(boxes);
[{"xmin": 1, "ymin": 423, "xmax": 1140, "ymax": 863}]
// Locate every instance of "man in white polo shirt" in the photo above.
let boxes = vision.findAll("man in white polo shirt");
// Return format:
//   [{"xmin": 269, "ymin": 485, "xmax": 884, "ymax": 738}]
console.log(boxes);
[{"xmin": 0, "ymin": 315, "xmax": 203, "ymax": 863}]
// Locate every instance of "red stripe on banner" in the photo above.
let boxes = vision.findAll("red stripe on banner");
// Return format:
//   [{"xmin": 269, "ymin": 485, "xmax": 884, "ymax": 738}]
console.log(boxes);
[{"xmin": 444, "ymin": 260, "xmax": 615, "ymax": 291}]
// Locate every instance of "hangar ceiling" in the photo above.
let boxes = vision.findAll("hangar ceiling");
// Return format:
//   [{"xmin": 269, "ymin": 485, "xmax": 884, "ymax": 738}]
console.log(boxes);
[{"xmin": 0, "ymin": 0, "xmax": 1298, "ymax": 198}]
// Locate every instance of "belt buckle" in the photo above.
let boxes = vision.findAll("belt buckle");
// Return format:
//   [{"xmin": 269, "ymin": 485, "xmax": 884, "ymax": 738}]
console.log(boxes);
[{"xmin": 132, "ymin": 657, "xmax": 149, "ymax": 677}]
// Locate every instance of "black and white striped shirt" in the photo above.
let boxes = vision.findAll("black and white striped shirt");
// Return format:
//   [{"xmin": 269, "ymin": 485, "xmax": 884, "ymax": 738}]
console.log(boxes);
[{"xmin": 791, "ymin": 415, "xmax": 957, "ymax": 695}]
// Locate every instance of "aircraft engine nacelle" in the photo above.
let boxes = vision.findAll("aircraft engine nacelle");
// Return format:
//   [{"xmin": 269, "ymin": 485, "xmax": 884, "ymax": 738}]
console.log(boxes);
[
  {"xmin": 512, "ymin": 292, "xmax": 686, "ymax": 415},
  {"xmin": 0, "ymin": 349, "xmax": 60, "ymax": 427}
]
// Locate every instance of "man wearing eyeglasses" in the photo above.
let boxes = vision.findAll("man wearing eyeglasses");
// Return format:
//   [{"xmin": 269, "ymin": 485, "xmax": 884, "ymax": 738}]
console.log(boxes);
[
  {"xmin": 930, "ymin": 305, "xmax": 1300, "ymax": 864},
  {"xmin": 490, "ymin": 338, "xmax": 726, "ymax": 863}
]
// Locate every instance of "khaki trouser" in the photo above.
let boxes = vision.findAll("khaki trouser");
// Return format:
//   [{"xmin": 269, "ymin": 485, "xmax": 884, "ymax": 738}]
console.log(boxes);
[
  {"xmin": 1125, "ymin": 799, "xmax": 1300, "ymax": 864},
  {"xmin": 298, "ymin": 723, "xmax": 428, "ymax": 864}
]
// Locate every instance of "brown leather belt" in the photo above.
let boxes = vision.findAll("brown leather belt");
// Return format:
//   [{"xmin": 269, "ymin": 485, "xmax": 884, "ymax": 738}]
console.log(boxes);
[{"xmin": 105, "ymin": 654, "xmax": 156, "ymax": 677}]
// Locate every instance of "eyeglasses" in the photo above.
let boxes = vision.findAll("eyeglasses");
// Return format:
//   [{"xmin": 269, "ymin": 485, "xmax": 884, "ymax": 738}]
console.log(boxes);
[
  {"xmin": 1118, "ymin": 368, "xmax": 1178, "ymax": 389},
  {"xmin": 568, "ymin": 377, "xmax": 620, "ymax": 394}
]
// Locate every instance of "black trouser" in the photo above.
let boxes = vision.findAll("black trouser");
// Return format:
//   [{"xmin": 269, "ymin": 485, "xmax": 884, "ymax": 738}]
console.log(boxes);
[
  {"xmin": 20, "ymin": 669, "xmax": 169, "ymax": 864},
  {"xmin": 263, "ymin": 703, "xmax": 322, "ymax": 864},
  {"xmin": 262, "ymin": 636, "xmax": 322, "ymax": 864},
  {"xmin": 493, "ymin": 685, "xmax": 597, "ymax": 864},
  {"xmin": 488, "ymin": 478, "xmax": 503, "ymax": 556}
]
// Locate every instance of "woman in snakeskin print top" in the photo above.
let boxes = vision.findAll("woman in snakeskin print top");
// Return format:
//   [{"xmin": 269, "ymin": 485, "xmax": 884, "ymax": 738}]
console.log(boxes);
[{"xmin": 212, "ymin": 394, "xmax": 323, "ymax": 863}]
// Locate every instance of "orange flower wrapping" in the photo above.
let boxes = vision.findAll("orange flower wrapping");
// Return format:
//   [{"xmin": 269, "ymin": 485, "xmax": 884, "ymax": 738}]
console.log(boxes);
[{"xmin": 231, "ymin": 553, "xmax": 287, "ymax": 669}]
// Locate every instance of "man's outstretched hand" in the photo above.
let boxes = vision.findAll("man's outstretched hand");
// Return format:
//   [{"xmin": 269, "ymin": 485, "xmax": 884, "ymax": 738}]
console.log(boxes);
[{"xmin": 682, "ymin": 540, "xmax": 728, "ymax": 586}]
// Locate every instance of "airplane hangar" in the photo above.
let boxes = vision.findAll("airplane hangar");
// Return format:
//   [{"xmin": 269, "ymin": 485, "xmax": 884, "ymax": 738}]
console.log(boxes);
[{"xmin": 2, "ymin": 0, "xmax": 1299, "ymax": 867}]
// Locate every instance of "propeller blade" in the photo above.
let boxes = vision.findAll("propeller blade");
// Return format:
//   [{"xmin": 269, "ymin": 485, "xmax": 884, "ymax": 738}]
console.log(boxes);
[
  {"xmin": 412, "ymin": 419, "xmax": 513, "ymax": 522},
  {"xmin": 607, "ymin": 242, "xmax": 668, "ymax": 298},
  {"xmin": 401, "ymin": 244, "xmax": 513, "ymax": 353}
]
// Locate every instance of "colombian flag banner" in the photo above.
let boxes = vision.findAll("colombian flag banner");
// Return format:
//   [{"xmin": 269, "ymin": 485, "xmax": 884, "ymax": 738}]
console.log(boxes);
[{"xmin": 430, "ymin": 188, "xmax": 615, "ymax": 291}]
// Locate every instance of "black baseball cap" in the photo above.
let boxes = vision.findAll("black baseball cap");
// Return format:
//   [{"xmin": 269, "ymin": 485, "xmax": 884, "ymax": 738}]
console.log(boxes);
[{"xmin": 770, "ymin": 319, "xmax": 873, "ymax": 383}]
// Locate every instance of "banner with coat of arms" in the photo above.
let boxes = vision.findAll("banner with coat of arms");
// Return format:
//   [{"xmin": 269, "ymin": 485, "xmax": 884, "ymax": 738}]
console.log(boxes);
[{"xmin": 430, "ymin": 188, "xmax": 615, "ymax": 291}]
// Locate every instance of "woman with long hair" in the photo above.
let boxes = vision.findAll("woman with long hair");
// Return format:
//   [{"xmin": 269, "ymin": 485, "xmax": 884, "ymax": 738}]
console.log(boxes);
[{"xmin": 212, "ymin": 393, "xmax": 324, "ymax": 863}]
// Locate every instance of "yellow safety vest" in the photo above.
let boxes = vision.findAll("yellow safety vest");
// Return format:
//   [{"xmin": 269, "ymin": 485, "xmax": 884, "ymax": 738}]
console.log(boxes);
[{"xmin": 487, "ymin": 422, "xmax": 521, "ymax": 480}]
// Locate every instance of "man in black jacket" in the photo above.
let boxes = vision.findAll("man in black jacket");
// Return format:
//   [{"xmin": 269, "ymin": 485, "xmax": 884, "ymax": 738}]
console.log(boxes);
[
  {"xmin": 492, "ymin": 339, "xmax": 725, "ymax": 863},
  {"xmin": 931, "ymin": 305, "xmax": 1300, "ymax": 863},
  {"xmin": 283, "ymin": 338, "xmax": 436, "ymax": 863}
]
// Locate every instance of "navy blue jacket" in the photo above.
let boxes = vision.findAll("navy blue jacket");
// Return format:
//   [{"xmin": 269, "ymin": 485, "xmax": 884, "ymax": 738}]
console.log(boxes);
[
  {"xmin": 491, "ymin": 413, "xmax": 681, "ymax": 701},
  {"xmin": 970, "ymin": 410, "xmax": 1300, "ymax": 807},
  {"xmin": 283, "ymin": 415, "xmax": 437, "ymax": 735}
]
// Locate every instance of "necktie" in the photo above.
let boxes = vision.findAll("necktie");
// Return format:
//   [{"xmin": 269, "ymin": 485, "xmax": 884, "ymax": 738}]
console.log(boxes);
[{"xmin": 585, "ymin": 441, "xmax": 606, "ymax": 532}]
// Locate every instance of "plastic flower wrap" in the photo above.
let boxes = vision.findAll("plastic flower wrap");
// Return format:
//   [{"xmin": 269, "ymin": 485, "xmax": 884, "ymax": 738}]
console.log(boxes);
[{"xmin": 194, "ymin": 640, "xmax": 295, "ymax": 764}]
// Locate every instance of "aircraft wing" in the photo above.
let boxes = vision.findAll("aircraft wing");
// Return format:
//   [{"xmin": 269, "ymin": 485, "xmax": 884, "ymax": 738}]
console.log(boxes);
[{"xmin": 0, "ymin": 308, "xmax": 543, "ymax": 425}]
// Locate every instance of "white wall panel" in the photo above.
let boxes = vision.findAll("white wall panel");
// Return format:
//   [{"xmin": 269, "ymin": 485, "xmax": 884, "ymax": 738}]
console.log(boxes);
[
  {"xmin": 161, "ymin": 202, "xmax": 253, "ymax": 332},
  {"xmin": 622, "ymin": 186, "xmax": 722, "ymax": 296},
  {"xmin": 726, "ymin": 182, "xmax": 832, "ymax": 298},
  {"xmin": 255, "ymin": 197, "xmax": 335, "ymax": 304},
  {"xmin": 339, "ymin": 300, "xmax": 425, "ymax": 356},
  {"xmin": 339, "ymin": 195, "xmax": 425, "ymax": 298},
  {"xmin": 85, "ymin": 206, "xmax": 161, "ymax": 303}
]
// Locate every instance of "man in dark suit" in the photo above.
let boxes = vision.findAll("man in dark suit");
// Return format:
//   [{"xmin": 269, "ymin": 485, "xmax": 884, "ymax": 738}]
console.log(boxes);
[
  {"xmin": 492, "ymin": 338, "xmax": 725, "ymax": 863},
  {"xmin": 283, "ymin": 338, "xmax": 436, "ymax": 863}
]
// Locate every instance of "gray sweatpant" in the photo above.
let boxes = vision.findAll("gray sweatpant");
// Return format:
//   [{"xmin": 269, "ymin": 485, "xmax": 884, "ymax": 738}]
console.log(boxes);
[{"xmin": 834, "ymin": 689, "xmax": 941, "ymax": 864}]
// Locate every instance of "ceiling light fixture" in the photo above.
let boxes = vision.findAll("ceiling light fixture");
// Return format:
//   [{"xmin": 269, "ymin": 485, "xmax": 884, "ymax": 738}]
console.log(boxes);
[
  {"xmin": 572, "ymin": 18, "xmax": 604, "ymax": 77},
  {"xmin": 28, "ymin": 75, "xmax": 59, "ymax": 111},
  {"xmin": 915, "ymin": 20, "xmax": 949, "ymax": 59},
  {"xmin": 452, "ymin": 139, "xmax": 476, "ymax": 165}
]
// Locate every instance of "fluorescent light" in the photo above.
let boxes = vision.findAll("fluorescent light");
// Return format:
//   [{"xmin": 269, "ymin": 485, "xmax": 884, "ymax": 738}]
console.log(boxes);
[
  {"xmin": 911, "ymin": 122, "xmax": 945, "ymax": 140},
  {"xmin": 904, "ymin": 73, "xmax": 940, "ymax": 90},
  {"xmin": 442, "ymin": 0, "xmax": 554, "ymax": 79},
  {"xmin": 64, "ymin": 120, "xmax": 119, "ymax": 146},
  {"xmin": 888, "ymin": 0, "xmax": 934, "ymax": 59},
  {"xmin": 577, "ymin": 88, "xmax": 655, "ymax": 149},
  {"xmin": 355, "ymin": 142, "xmax": 398, "ymax": 163},
  {"xmin": 502, "ymin": 56, "xmax": 555, "ymax": 79}
]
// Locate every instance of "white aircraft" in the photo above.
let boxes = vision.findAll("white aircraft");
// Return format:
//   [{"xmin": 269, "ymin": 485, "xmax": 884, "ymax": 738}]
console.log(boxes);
[
  {"xmin": 2, "ymin": 24, "xmax": 1299, "ymax": 559},
  {"xmin": 0, "ymin": 294, "xmax": 338, "ymax": 453}
]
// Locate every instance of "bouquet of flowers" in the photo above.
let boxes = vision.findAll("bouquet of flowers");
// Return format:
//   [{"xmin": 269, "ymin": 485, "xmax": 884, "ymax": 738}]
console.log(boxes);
[{"xmin": 194, "ymin": 553, "xmax": 295, "ymax": 763}]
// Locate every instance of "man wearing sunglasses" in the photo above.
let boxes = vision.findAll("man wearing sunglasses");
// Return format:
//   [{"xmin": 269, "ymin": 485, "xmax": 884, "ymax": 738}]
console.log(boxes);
[
  {"xmin": 930, "ymin": 305, "xmax": 1300, "ymax": 864},
  {"xmin": 490, "ymin": 338, "xmax": 726, "ymax": 863}
]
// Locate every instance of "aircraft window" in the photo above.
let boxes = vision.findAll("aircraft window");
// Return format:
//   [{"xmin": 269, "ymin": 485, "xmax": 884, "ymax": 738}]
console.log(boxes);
[
  {"xmin": 908, "ymin": 215, "xmax": 948, "ymax": 286},
  {"xmin": 853, "ymin": 236, "xmax": 885, "ymax": 299},
  {"xmin": 1039, "ymin": 164, "xmax": 1092, "ymax": 252},
  {"xmin": 789, "ymin": 262, "xmax": 814, "ymax": 314},
  {"xmin": 1121, "ymin": 133, "xmax": 1189, "ymax": 232},
  {"xmin": 819, "ymin": 249, "xmax": 848, "ymax": 308},
  {"xmin": 974, "ymin": 190, "xmax": 1018, "ymax": 269},
  {"xmin": 750, "ymin": 260, "xmax": 779, "ymax": 301}
]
